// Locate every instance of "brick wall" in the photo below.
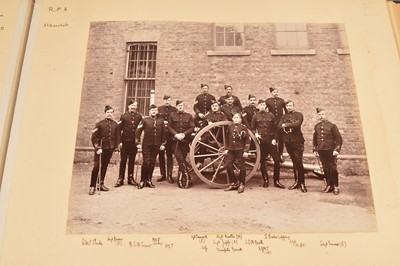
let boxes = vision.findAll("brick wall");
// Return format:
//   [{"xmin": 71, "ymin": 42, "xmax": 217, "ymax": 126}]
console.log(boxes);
[{"xmin": 74, "ymin": 21, "xmax": 368, "ymax": 174}]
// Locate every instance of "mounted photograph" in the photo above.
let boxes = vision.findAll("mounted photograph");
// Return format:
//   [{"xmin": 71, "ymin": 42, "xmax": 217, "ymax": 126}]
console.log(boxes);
[{"xmin": 67, "ymin": 21, "xmax": 376, "ymax": 234}]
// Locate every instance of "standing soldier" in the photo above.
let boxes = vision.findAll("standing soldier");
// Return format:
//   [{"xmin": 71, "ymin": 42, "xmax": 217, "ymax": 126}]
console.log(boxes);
[
  {"xmin": 89, "ymin": 105, "xmax": 120, "ymax": 195},
  {"xmin": 266, "ymin": 87, "xmax": 287, "ymax": 162},
  {"xmin": 223, "ymin": 113, "xmax": 250, "ymax": 194},
  {"xmin": 194, "ymin": 100, "xmax": 228, "ymax": 168},
  {"xmin": 157, "ymin": 95, "xmax": 177, "ymax": 183},
  {"xmin": 313, "ymin": 108, "xmax": 343, "ymax": 195},
  {"xmin": 193, "ymin": 83, "xmax": 216, "ymax": 127},
  {"xmin": 242, "ymin": 94, "xmax": 258, "ymax": 129},
  {"xmin": 115, "ymin": 100, "xmax": 143, "ymax": 188},
  {"xmin": 136, "ymin": 104, "xmax": 167, "ymax": 189},
  {"xmin": 218, "ymin": 85, "xmax": 242, "ymax": 110},
  {"xmin": 279, "ymin": 100, "xmax": 307, "ymax": 193},
  {"xmin": 251, "ymin": 100, "xmax": 285, "ymax": 189},
  {"xmin": 168, "ymin": 100, "xmax": 195, "ymax": 188},
  {"xmin": 220, "ymin": 95, "xmax": 242, "ymax": 121}
]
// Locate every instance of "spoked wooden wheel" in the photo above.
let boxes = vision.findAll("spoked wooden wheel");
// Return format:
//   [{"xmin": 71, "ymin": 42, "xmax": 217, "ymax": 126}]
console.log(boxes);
[{"xmin": 189, "ymin": 121, "xmax": 260, "ymax": 188}]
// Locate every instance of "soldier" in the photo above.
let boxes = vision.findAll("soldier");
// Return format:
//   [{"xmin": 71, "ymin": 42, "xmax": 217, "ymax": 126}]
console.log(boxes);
[
  {"xmin": 279, "ymin": 100, "xmax": 307, "ymax": 193},
  {"xmin": 242, "ymin": 94, "xmax": 258, "ymax": 129},
  {"xmin": 89, "ymin": 105, "xmax": 120, "ymax": 195},
  {"xmin": 223, "ymin": 113, "xmax": 250, "ymax": 194},
  {"xmin": 136, "ymin": 104, "xmax": 167, "ymax": 189},
  {"xmin": 218, "ymin": 85, "xmax": 242, "ymax": 110},
  {"xmin": 193, "ymin": 83, "xmax": 216, "ymax": 127},
  {"xmin": 251, "ymin": 100, "xmax": 285, "ymax": 189},
  {"xmin": 168, "ymin": 100, "xmax": 195, "ymax": 188},
  {"xmin": 115, "ymin": 100, "xmax": 143, "ymax": 187},
  {"xmin": 204, "ymin": 100, "xmax": 228, "ymax": 125},
  {"xmin": 266, "ymin": 87, "xmax": 287, "ymax": 162},
  {"xmin": 313, "ymin": 108, "xmax": 343, "ymax": 195},
  {"xmin": 195, "ymin": 100, "xmax": 228, "ymax": 168},
  {"xmin": 157, "ymin": 95, "xmax": 178, "ymax": 183},
  {"xmin": 220, "ymin": 95, "xmax": 242, "ymax": 121}
]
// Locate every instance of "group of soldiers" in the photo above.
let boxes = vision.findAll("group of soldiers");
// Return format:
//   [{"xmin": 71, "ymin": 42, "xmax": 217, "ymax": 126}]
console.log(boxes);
[{"xmin": 89, "ymin": 84, "xmax": 342, "ymax": 195}]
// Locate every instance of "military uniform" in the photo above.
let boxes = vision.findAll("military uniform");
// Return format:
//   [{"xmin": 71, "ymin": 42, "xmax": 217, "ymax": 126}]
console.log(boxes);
[
  {"xmin": 157, "ymin": 104, "xmax": 177, "ymax": 182},
  {"xmin": 136, "ymin": 114, "xmax": 167, "ymax": 188},
  {"xmin": 218, "ymin": 94, "xmax": 242, "ymax": 110},
  {"xmin": 90, "ymin": 118, "xmax": 120, "ymax": 189},
  {"xmin": 116, "ymin": 111, "xmax": 143, "ymax": 186},
  {"xmin": 242, "ymin": 104, "xmax": 258, "ymax": 129},
  {"xmin": 168, "ymin": 110, "xmax": 195, "ymax": 187},
  {"xmin": 313, "ymin": 119, "xmax": 342, "ymax": 192},
  {"xmin": 279, "ymin": 110, "xmax": 306, "ymax": 191},
  {"xmin": 194, "ymin": 110, "xmax": 228, "ymax": 166},
  {"xmin": 251, "ymin": 110, "xmax": 284, "ymax": 188},
  {"xmin": 220, "ymin": 104, "xmax": 242, "ymax": 121},
  {"xmin": 193, "ymin": 92, "xmax": 216, "ymax": 127},
  {"xmin": 224, "ymin": 123, "xmax": 250, "ymax": 193},
  {"xmin": 266, "ymin": 96, "xmax": 287, "ymax": 156}
]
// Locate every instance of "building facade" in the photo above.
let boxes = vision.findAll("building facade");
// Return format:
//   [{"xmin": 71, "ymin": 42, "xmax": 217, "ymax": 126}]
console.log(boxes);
[{"xmin": 74, "ymin": 21, "xmax": 368, "ymax": 174}]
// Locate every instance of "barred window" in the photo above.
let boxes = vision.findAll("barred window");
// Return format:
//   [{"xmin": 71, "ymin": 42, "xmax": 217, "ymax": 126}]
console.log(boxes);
[{"xmin": 125, "ymin": 42, "xmax": 157, "ymax": 115}]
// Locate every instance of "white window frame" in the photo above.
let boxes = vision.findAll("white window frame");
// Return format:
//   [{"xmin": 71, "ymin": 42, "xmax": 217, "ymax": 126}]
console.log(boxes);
[{"xmin": 271, "ymin": 23, "xmax": 316, "ymax": 55}]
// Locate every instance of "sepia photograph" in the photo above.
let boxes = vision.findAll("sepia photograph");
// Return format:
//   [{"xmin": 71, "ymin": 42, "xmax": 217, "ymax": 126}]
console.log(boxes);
[{"xmin": 67, "ymin": 21, "xmax": 376, "ymax": 234}]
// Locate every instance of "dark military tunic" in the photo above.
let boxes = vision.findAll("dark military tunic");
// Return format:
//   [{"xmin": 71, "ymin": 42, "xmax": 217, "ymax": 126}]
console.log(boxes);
[
  {"xmin": 279, "ymin": 110, "xmax": 306, "ymax": 184},
  {"xmin": 157, "ymin": 104, "xmax": 178, "ymax": 122},
  {"xmin": 136, "ymin": 115, "xmax": 167, "ymax": 183},
  {"xmin": 90, "ymin": 118, "xmax": 120, "ymax": 187},
  {"xmin": 218, "ymin": 94, "xmax": 242, "ymax": 110},
  {"xmin": 92, "ymin": 118, "xmax": 120, "ymax": 150},
  {"xmin": 219, "ymin": 104, "xmax": 242, "ymax": 121},
  {"xmin": 313, "ymin": 120, "xmax": 342, "ymax": 152},
  {"xmin": 204, "ymin": 110, "xmax": 227, "ymax": 124},
  {"xmin": 168, "ymin": 111, "xmax": 196, "ymax": 182},
  {"xmin": 157, "ymin": 104, "xmax": 178, "ymax": 179},
  {"xmin": 168, "ymin": 111, "xmax": 195, "ymax": 141},
  {"xmin": 313, "ymin": 120, "xmax": 343, "ymax": 187},
  {"xmin": 265, "ymin": 97, "xmax": 287, "ymax": 122},
  {"xmin": 225, "ymin": 123, "xmax": 250, "ymax": 151},
  {"xmin": 193, "ymin": 93, "xmax": 216, "ymax": 116},
  {"xmin": 251, "ymin": 111, "xmax": 278, "ymax": 144},
  {"xmin": 119, "ymin": 111, "xmax": 143, "ymax": 142},
  {"xmin": 242, "ymin": 104, "xmax": 258, "ymax": 129},
  {"xmin": 136, "ymin": 116, "xmax": 167, "ymax": 146},
  {"xmin": 251, "ymin": 110, "xmax": 280, "ymax": 181},
  {"xmin": 118, "ymin": 111, "xmax": 143, "ymax": 181},
  {"xmin": 278, "ymin": 111, "xmax": 305, "ymax": 143},
  {"xmin": 224, "ymin": 123, "xmax": 250, "ymax": 185}
]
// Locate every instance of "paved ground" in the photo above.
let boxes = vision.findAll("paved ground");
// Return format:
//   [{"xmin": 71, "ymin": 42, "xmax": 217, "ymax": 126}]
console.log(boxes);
[{"xmin": 66, "ymin": 163, "xmax": 376, "ymax": 234}]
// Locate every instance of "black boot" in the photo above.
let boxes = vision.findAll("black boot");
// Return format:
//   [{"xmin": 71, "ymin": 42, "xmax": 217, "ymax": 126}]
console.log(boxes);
[
  {"xmin": 300, "ymin": 183, "xmax": 307, "ymax": 193},
  {"xmin": 224, "ymin": 182, "xmax": 239, "ymax": 191},
  {"xmin": 274, "ymin": 180, "xmax": 285, "ymax": 189},
  {"xmin": 114, "ymin": 178, "xmax": 124, "ymax": 187},
  {"xmin": 261, "ymin": 164, "xmax": 269, "ymax": 188},
  {"xmin": 288, "ymin": 181, "xmax": 299, "ymax": 190},
  {"xmin": 146, "ymin": 180, "xmax": 155, "ymax": 188},
  {"xmin": 238, "ymin": 183, "xmax": 245, "ymax": 194},
  {"xmin": 322, "ymin": 185, "xmax": 333, "ymax": 193},
  {"xmin": 157, "ymin": 176, "xmax": 166, "ymax": 182},
  {"xmin": 127, "ymin": 177, "xmax": 138, "ymax": 186}
]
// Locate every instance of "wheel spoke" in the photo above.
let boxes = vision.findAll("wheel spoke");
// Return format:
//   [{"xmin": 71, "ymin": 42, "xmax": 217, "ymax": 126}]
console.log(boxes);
[
  {"xmin": 196, "ymin": 140, "xmax": 219, "ymax": 152},
  {"xmin": 211, "ymin": 156, "xmax": 226, "ymax": 181},
  {"xmin": 208, "ymin": 130, "xmax": 223, "ymax": 148},
  {"xmin": 194, "ymin": 153, "xmax": 219, "ymax": 158},
  {"xmin": 200, "ymin": 153, "xmax": 225, "ymax": 172}
]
